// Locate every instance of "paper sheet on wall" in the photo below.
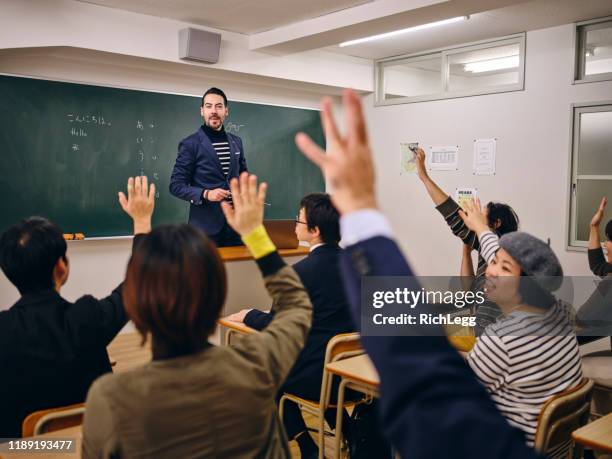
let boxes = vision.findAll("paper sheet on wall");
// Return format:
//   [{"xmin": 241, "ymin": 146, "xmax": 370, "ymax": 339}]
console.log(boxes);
[
  {"xmin": 400, "ymin": 143, "xmax": 417, "ymax": 175},
  {"xmin": 455, "ymin": 187, "xmax": 478, "ymax": 209},
  {"xmin": 473, "ymin": 138, "xmax": 496, "ymax": 175},
  {"xmin": 429, "ymin": 145, "xmax": 458, "ymax": 171}
]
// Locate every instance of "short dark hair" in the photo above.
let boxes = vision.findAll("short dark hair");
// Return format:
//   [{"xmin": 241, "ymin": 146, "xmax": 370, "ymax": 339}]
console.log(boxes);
[
  {"xmin": 605, "ymin": 220, "xmax": 612, "ymax": 241},
  {"xmin": 0, "ymin": 217, "xmax": 67, "ymax": 295},
  {"xmin": 201, "ymin": 87, "xmax": 227, "ymax": 107},
  {"xmin": 487, "ymin": 202, "xmax": 519, "ymax": 237},
  {"xmin": 124, "ymin": 224, "xmax": 227, "ymax": 358},
  {"xmin": 299, "ymin": 193, "xmax": 340, "ymax": 245}
]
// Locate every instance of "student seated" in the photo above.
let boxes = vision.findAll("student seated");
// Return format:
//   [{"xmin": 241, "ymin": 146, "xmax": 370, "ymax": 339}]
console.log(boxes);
[
  {"xmin": 459, "ymin": 199, "xmax": 583, "ymax": 449},
  {"xmin": 227, "ymin": 192, "xmax": 355, "ymax": 459},
  {"xmin": 82, "ymin": 173, "xmax": 312, "ymax": 459},
  {"xmin": 294, "ymin": 89, "xmax": 539, "ymax": 458},
  {"xmin": 415, "ymin": 150, "xmax": 519, "ymax": 333},
  {"xmin": 588, "ymin": 197, "xmax": 612, "ymax": 277},
  {"xmin": 0, "ymin": 176, "xmax": 153, "ymax": 438}
]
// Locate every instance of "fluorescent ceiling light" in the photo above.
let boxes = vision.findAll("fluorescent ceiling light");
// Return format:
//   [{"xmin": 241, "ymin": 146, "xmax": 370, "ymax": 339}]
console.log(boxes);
[
  {"xmin": 339, "ymin": 16, "xmax": 468, "ymax": 47},
  {"xmin": 464, "ymin": 55, "xmax": 519, "ymax": 73}
]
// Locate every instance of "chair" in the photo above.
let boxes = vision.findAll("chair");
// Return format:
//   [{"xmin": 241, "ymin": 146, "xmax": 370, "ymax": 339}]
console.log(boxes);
[
  {"xmin": 581, "ymin": 349, "xmax": 612, "ymax": 420},
  {"xmin": 22, "ymin": 403, "xmax": 85, "ymax": 437},
  {"xmin": 533, "ymin": 378, "xmax": 594, "ymax": 458},
  {"xmin": 279, "ymin": 332, "xmax": 369, "ymax": 459}
]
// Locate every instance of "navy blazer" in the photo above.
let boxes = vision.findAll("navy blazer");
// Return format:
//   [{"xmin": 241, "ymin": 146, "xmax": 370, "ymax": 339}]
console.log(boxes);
[
  {"xmin": 169, "ymin": 126, "xmax": 248, "ymax": 235},
  {"xmin": 245, "ymin": 244, "xmax": 355, "ymax": 386},
  {"xmin": 339, "ymin": 236, "xmax": 539, "ymax": 459}
]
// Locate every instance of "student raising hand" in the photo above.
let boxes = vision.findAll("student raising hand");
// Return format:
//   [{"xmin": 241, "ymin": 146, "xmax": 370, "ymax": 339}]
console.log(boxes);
[
  {"xmin": 118, "ymin": 176, "xmax": 155, "ymax": 235},
  {"xmin": 221, "ymin": 172, "xmax": 267, "ymax": 236}
]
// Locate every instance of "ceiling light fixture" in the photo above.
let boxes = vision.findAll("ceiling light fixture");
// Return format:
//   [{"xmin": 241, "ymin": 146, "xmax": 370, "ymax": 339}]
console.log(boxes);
[
  {"xmin": 339, "ymin": 16, "xmax": 468, "ymax": 47},
  {"xmin": 464, "ymin": 55, "xmax": 520, "ymax": 73}
]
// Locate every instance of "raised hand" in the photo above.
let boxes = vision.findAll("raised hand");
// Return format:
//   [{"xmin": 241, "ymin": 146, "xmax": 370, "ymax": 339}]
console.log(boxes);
[
  {"xmin": 590, "ymin": 197, "xmax": 608, "ymax": 227},
  {"xmin": 415, "ymin": 148, "xmax": 428, "ymax": 182},
  {"xmin": 118, "ymin": 176, "xmax": 155, "ymax": 234},
  {"xmin": 458, "ymin": 198, "xmax": 489, "ymax": 236},
  {"xmin": 221, "ymin": 172, "xmax": 267, "ymax": 236},
  {"xmin": 295, "ymin": 89, "xmax": 376, "ymax": 215}
]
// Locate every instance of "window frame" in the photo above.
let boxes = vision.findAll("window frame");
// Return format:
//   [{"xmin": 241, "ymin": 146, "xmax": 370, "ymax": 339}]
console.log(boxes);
[
  {"xmin": 374, "ymin": 33, "xmax": 526, "ymax": 106},
  {"xmin": 572, "ymin": 16, "xmax": 612, "ymax": 85},
  {"xmin": 566, "ymin": 101, "xmax": 612, "ymax": 250}
]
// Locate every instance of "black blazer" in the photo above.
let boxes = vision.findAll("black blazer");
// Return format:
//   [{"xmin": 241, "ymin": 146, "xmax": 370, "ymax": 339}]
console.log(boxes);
[
  {"xmin": 245, "ymin": 244, "xmax": 355, "ymax": 386},
  {"xmin": 169, "ymin": 127, "xmax": 248, "ymax": 235},
  {"xmin": 0, "ymin": 235, "xmax": 143, "ymax": 437}
]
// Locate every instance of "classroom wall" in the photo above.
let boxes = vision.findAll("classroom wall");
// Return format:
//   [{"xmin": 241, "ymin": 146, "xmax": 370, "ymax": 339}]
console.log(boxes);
[{"xmin": 364, "ymin": 23, "xmax": 612, "ymax": 277}]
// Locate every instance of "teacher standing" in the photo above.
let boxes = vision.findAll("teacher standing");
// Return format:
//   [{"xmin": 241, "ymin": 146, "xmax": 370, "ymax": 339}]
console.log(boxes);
[{"xmin": 169, "ymin": 87, "xmax": 248, "ymax": 247}]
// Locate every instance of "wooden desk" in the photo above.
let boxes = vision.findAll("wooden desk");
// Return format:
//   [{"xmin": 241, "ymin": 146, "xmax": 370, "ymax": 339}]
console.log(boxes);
[
  {"xmin": 107, "ymin": 332, "xmax": 152, "ymax": 373},
  {"xmin": 572, "ymin": 412, "xmax": 612, "ymax": 453},
  {"xmin": 0, "ymin": 426, "xmax": 82, "ymax": 459},
  {"xmin": 326, "ymin": 354, "xmax": 380, "ymax": 459},
  {"xmin": 217, "ymin": 317, "xmax": 257, "ymax": 345},
  {"xmin": 218, "ymin": 246, "xmax": 308, "ymax": 262}
]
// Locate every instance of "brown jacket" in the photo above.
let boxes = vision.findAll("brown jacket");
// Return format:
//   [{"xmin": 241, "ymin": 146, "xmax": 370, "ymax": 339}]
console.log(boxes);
[{"xmin": 82, "ymin": 253, "xmax": 312, "ymax": 459}]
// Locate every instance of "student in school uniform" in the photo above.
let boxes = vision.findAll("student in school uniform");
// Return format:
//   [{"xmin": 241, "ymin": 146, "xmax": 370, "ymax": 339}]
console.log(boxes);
[
  {"xmin": 227, "ymin": 192, "xmax": 355, "ymax": 459},
  {"xmin": 294, "ymin": 89, "xmax": 539, "ymax": 459},
  {"xmin": 0, "ymin": 176, "xmax": 154, "ymax": 438},
  {"xmin": 82, "ymin": 173, "xmax": 312, "ymax": 459},
  {"xmin": 414, "ymin": 149, "xmax": 520, "ymax": 333}
]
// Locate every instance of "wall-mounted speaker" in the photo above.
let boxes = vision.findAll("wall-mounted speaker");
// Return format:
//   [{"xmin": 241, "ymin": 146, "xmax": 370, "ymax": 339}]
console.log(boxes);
[{"xmin": 179, "ymin": 28, "xmax": 221, "ymax": 64}]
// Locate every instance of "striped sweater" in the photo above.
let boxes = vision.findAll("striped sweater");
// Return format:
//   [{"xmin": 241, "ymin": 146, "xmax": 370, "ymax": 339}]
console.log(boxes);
[{"xmin": 468, "ymin": 231, "xmax": 583, "ymax": 451}]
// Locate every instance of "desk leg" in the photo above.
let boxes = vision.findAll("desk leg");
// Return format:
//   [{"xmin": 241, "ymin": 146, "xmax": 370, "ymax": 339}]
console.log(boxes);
[{"xmin": 334, "ymin": 378, "xmax": 349, "ymax": 459}]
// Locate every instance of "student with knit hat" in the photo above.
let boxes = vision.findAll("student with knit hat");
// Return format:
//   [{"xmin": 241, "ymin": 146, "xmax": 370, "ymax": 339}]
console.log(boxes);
[{"xmin": 459, "ymin": 198, "xmax": 583, "ymax": 453}]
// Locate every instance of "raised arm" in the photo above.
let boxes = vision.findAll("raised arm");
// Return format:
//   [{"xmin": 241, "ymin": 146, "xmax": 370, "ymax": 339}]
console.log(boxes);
[
  {"xmin": 587, "ymin": 197, "xmax": 612, "ymax": 277},
  {"xmin": 221, "ymin": 173, "xmax": 312, "ymax": 388}
]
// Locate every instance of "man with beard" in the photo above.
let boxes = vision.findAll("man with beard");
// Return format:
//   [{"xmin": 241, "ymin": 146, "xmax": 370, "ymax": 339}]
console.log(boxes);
[{"xmin": 170, "ymin": 87, "xmax": 248, "ymax": 246}]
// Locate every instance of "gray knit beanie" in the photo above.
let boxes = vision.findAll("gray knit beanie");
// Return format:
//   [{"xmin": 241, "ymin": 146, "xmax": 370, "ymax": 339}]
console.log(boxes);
[{"xmin": 498, "ymin": 231, "xmax": 563, "ymax": 292}]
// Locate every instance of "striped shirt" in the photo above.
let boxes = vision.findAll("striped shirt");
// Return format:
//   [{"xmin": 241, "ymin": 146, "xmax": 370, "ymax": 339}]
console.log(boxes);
[
  {"xmin": 436, "ymin": 197, "xmax": 502, "ymax": 333},
  {"xmin": 467, "ymin": 301, "xmax": 583, "ymax": 449},
  {"xmin": 212, "ymin": 141, "xmax": 231, "ymax": 176}
]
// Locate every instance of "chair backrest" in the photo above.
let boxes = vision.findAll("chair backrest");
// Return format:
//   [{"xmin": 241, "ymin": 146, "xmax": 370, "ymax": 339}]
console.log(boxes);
[
  {"xmin": 22, "ymin": 403, "xmax": 85, "ymax": 437},
  {"xmin": 534, "ymin": 378, "xmax": 595, "ymax": 455},
  {"xmin": 324, "ymin": 332, "xmax": 363, "ymax": 366}
]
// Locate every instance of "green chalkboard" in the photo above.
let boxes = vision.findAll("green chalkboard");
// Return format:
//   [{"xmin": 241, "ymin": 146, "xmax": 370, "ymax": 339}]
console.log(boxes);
[{"xmin": 0, "ymin": 74, "xmax": 324, "ymax": 237}]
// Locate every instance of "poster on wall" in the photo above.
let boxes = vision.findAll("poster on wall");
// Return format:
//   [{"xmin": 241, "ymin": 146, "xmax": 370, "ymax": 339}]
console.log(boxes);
[
  {"xmin": 455, "ymin": 187, "xmax": 478, "ymax": 209},
  {"xmin": 399, "ymin": 142, "xmax": 418, "ymax": 175},
  {"xmin": 473, "ymin": 138, "xmax": 496, "ymax": 175},
  {"xmin": 429, "ymin": 145, "xmax": 459, "ymax": 171}
]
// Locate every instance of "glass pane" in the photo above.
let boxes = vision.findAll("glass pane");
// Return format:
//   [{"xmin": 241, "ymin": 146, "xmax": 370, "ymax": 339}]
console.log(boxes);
[
  {"xmin": 382, "ymin": 54, "xmax": 442, "ymax": 99},
  {"xmin": 447, "ymin": 43, "xmax": 520, "ymax": 92},
  {"xmin": 575, "ymin": 179, "xmax": 612, "ymax": 241},
  {"xmin": 584, "ymin": 22, "xmax": 612, "ymax": 76},
  {"xmin": 577, "ymin": 110, "xmax": 612, "ymax": 175}
]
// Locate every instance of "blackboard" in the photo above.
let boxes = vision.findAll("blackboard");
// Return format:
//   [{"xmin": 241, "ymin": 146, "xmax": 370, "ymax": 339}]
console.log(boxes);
[{"xmin": 0, "ymin": 74, "xmax": 325, "ymax": 237}]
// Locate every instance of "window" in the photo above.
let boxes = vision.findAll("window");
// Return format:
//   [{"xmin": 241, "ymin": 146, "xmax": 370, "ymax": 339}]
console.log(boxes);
[
  {"xmin": 568, "ymin": 102, "xmax": 612, "ymax": 248},
  {"xmin": 574, "ymin": 17, "xmax": 612, "ymax": 84},
  {"xmin": 375, "ymin": 34, "xmax": 525, "ymax": 105}
]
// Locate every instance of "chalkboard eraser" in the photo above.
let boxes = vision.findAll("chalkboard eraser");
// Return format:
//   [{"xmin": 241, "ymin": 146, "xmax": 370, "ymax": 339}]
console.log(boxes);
[{"xmin": 63, "ymin": 233, "xmax": 86, "ymax": 240}]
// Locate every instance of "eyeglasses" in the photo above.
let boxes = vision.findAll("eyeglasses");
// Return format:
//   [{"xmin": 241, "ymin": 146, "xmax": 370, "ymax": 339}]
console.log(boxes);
[{"xmin": 294, "ymin": 216, "xmax": 307, "ymax": 225}]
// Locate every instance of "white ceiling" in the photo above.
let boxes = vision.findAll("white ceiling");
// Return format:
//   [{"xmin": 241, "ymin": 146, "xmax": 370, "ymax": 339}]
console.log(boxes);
[
  {"xmin": 77, "ymin": 0, "xmax": 612, "ymax": 60},
  {"xmin": 77, "ymin": 0, "xmax": 374, "ymax": 34}
]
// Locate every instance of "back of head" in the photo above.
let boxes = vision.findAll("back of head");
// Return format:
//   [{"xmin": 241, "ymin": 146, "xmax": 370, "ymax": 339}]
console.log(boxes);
[
  {"xmin": 487, "ymin": 202, "xmax": 519, "ymax": 236},
  {"xmin": 300, "ymin": 193, "xmax": 341, "ymax": 245},
  {"xmin": 124, "ymin": 224, "xmax": 227, "ymax": 357},
  {"xmin": 0, "ymin": 217, "xmax": 67, "ymax": 295}
]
